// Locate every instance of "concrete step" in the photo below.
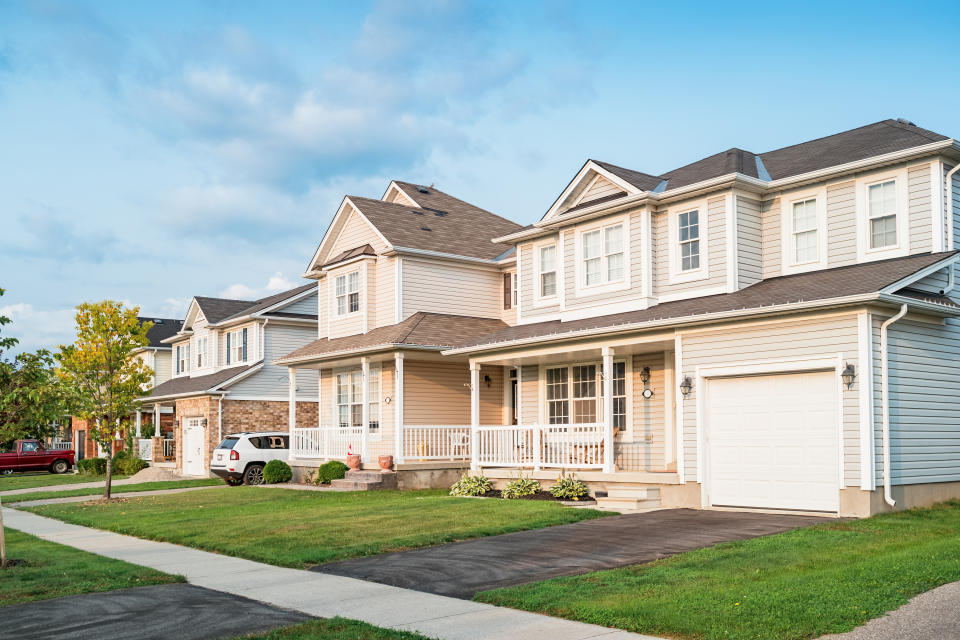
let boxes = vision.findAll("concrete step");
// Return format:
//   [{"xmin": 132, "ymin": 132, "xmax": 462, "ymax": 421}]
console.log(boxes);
[
  {"xmin": 605, "ymin": 486, "xmax": 660, "ymax": 500},
  {"xmin": 330, "ymin": 470, "xmax": 398, "ymax": 491},
  {"xmin": 595, "ymin": 496, "xmax": 661, "ymax": 510}
]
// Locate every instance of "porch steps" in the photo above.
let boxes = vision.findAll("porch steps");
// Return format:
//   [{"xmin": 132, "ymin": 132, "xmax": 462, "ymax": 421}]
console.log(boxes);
[
  {"xmin": 595, "ymin": 485, "xmax": 660, "ymax": 510},
  {"xmin": 330, "ymin": 469, "xmax": 398, "ymax": 491}
]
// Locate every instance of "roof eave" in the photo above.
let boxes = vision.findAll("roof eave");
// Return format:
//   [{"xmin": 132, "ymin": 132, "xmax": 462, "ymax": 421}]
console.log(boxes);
[{"xmin": 275, "ymin": 343, "xmax": 444, "ymax": 367}]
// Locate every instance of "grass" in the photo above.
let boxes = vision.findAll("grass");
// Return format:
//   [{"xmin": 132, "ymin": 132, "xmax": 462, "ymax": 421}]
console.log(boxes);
[
  {"xmin": 26, "ymin": 487, "xmax": 610, "ymax": 567},
  {"xmin": 232, "ymin": 618, "xmax": 431, "ymax": 640},
  {"xmin": 0, "ymin": 528, "xmax": 183, "ymax": 606},
  {"xmin": 0, "ymin": 472, "xmax": 129, "ymax": 492},
  {"xmin": 476, "ymin": 500, "xmax": 960, "ymax": 640},
  {"xmin": 1, "ymin": 478, "xmax": 224, "ymax": 503}
]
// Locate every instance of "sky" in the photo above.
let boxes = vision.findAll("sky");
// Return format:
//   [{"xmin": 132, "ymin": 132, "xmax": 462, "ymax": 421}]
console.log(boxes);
[{"xmin": 1, "ymin": 0, "xmax": 957, "ymax": 355}]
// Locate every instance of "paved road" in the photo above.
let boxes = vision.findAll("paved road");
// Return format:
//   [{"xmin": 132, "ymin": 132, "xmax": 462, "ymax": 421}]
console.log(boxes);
[
  {"xmin": 0, "ymin": 584, "xmax": 311, "ymax": 640},
  {"xmin": 314, "ymin": 508, "xmax": 826, "ymax": 598},
  {"xmin": 818, "ymin": 580, "xmax": 960, "ymax": 640}
]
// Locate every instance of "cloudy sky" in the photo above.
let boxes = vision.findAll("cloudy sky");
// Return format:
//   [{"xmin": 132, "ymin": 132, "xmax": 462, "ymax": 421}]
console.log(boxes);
[{"xmin": 1, "ymin": 0, "xmax": 956, "ymax": 354}]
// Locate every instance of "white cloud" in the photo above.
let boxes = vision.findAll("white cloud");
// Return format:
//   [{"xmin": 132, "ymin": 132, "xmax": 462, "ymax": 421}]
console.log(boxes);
[
  {"xmin": 0, "ymin": 303, "xmax": 77, "ymax": 355},
  {"xmin": 219, "ymin": 272, "xmax": 295, "ymax": 300}
]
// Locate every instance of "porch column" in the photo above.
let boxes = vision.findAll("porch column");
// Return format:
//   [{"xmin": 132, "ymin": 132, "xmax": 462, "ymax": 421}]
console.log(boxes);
[
  {"xmin": 602, "ymin": 347, "xmax": 615, "ymax": 473},
  {"xmin": 394, "ymin": 353, "xmax": 404, "ymax": 463},
  {"xmin": 288, "ymin": 368, "xmax": 297, "ymax": 460},
  {"xmin": 470, "ymin": 361, "xmax": 480, "ymax": 471},
  {"xmin": 153, "ymin": 405, "xmax": 160, "ymax": 437},
  {"xmin": 361, "ymin": 357, "xmax": 370, "ymax": 463},
  {"xmin": 135, "ymin": 410, "xmax": 141, "ymax": 438}
]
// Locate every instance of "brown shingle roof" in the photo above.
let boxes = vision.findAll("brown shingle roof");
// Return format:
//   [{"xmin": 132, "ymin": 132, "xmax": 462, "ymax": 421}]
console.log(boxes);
[
  {"xmin": 190, "ymin": 283, "xmax": 316, "ymax": 326},
  {"xmin": 590, "ymin": 160, "xmax": 663, "ymax": 191},
  {"xmin": 144, "ymin": 363, "xmax": 259, "ymax": 400},
  {"xmin": 348, "ymin": 183, "xmax": 522, "ymax": 261},
  {"xmin": 277, "ymin": 312, "xmax": 508, "ymax": 363},
  {"xmin": 452, "ymin": 252, "xmax": 959, "ymax": 352},
  {"xmin": 323, "ymin": 244, "xmax": 376, "ymax": 268}
]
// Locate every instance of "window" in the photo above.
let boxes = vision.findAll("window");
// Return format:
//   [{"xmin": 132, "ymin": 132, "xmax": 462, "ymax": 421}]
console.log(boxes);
[
  {"xmin": 226, "ymin": 328, "xmax": 248, "ymax": 365},
  {"xmin": 869, "ymin": 179, "xmax": 897, "ymax": 249},
  {"xmin": 512, "ymin": 272, "xmax": 518, "ymax": 307},
  {"xmin": 177, "ymin": 344, "xmax": 190, "ymax": 375},
  {"xmin": 546, "ymin": 367, "xmax": 569, "ymax": 424},
  {"xmin": 539, "ymin": 245, "xmax": 557, "ymax": 297},
  {"xmin": 503, "ymin": 273, "xmax": 512, "ymax": 310},
  {"xmin": 792, "ymin": 199, "xmax": 818, "ymax": 263},
  {"xmin": 678, "ymin": 209, "xmax": 700, "ymax": 271},
  {"xmin": 604, "ymin": 225, "xmax": 624, "ymax": 281},
  {"xmin": 335, "ymin": 271, "xmax": 360, "ymax": 316},
  {"xmin": 572, "ymin": 365, "xmax": 598, "ymax": 422},
  {"xmin": 613, "ymin": 361, "xmax": 626, "ymax": 433},
  {"xmin": 336, "ymin": 372, "xmax": 362, "ymax": 428},
  {"xmin": 367, "ymin": 367, "xmax": 380, "ymax": 432},
  {"xmin": 195, "ymin": 337, "xmax": 208, "ymax": 368},
  {"xmin": 582, "ymin": 230, "xmax": 602, "ymax": 286}
]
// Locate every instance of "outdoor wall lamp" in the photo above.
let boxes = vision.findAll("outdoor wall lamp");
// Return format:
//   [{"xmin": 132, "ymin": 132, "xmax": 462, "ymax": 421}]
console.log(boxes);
[
  {"xmin": 484, "ymin": 374, "xmax": 492, "ymax": 387},
  {"xmin": 639, "ymin": 366, "xmax": 651, "ymax": 385},
  {"xmin": 679, "ymin": 376, "xmax": 693, "ymax": 397},
  {"xmin": 841, "ymin": 363, "xmax": 856, "ymax": 389}
]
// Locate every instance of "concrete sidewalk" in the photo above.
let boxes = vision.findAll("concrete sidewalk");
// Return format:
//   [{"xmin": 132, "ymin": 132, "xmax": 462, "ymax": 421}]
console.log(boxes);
[{"xmin": 3, "ymin": 507, "xmax": 662, "ymax": 640}]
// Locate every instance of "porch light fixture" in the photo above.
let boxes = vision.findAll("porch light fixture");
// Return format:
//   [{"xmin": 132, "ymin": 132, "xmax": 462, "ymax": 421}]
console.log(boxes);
[
  {"xmin": 640, "ymin": 366, "xmax": 651, "ymax": 385},
  {"xmin": 841, "ymin": 363, "xmax": 856, "ymax": 389},
  {"xmin": 679, "ymin": 376, "xmax": 693, "ymax": 397},
  {"xmin": 484, "ymin": 374, "xmax": 492, "ymax": 387}
]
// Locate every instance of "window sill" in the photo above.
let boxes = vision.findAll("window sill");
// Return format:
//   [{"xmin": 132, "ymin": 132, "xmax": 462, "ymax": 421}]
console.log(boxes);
[
  {"xmin": 667, "ymin": 267, "xmax": 708, "ymax": 285},
  {"xmin": 574, "ymin": 278, "xmax": 630, "ymax": 297}
]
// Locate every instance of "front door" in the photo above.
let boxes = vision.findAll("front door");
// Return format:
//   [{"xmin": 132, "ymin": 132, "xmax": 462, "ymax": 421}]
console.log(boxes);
[
  {"xmin": 183, "ymin": 418, "xmax": 206, "ymax": 476},
  {"xmin": 76, "ymin": 432, "xmax": 85, "ymax": 460}
]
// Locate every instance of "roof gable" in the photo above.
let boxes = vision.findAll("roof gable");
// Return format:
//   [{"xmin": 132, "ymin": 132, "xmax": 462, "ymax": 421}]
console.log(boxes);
[{"xmin": 543, "ymin": 160, "xmax": 653, "ymax": 221}]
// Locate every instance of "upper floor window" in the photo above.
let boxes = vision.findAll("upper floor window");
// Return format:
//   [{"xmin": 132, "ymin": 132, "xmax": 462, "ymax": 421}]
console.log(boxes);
[
  {"xmin": 195, "ymin": 337, "xmax": 208, "ymax": 368},
  {"xmin": 176, "ymin": 344, "xmax": 190, "ymax": 375},
  {"xmin": 335, "ymin": 271, "xmax": 360, "ymax": 316},
  {"xmin": 792, "ymin": 199, "xmax": 818, "ymax": 262},
  {"xmin": 512, "ymin": 272, "xmax": 518, "ymax": 307},
  {"xmin": 581, "ymin": 222, "xmax": 624, "ymax": 287},
  {"xmin": 868, "ymin": 180, "xmax": 897, "ymax": 249},
  {"xmin": 539, "ymin": 245, "xmax": 558, "ymax": 297},
  {"xmin": 226, "ymin": 328, "xmax": 248, "ymax": 365},
  {"xmin": 678, "ymin": 210, "xmax": 700, "ymax": 271},
  {"xmin": 502, "ymin": 271, "xmax": 519, "ymax": 310}
]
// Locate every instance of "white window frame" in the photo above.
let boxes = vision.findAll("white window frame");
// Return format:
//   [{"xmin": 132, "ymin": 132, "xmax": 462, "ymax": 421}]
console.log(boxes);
[
  {"xmin": 332, "ymin": 364, "xmax": 382, "ymax": 440},
  {"xmin": 574, "ymin": 214, "xmax": 630, "ymax": 296},
  {"xmin": 195, "ymin": 336, "xmax": 209, "ymax": 369},
  {"xmin": 511, "ymin": 271, "xmax": 518, "ymax": 308},
  {"xmin": 539, "ymin": 359, "xmax": 630, "ymax": 430},
  {"xmin": 334, "ymin": 270, "xmax": 361, "ymax": 317},
  {"xmin": 176, "ymin": 343, "xmax": 190, "ymax": 376},
  {"xmin": 667, "ymin": 200, "xmax": 709, "ymax": 284},
  {"xmin": 779, "ymin": 187, "xmax": 827, "ymax": 274},
  {"xmin": 225, "ymin": 327, "xmax": 248, "ymax": 366},
  {"xmin": 533, "ymin": 239, "xmax": 560, "ymax": 305},
  {"xmin": 855, "ymin": 167, "xmax": 909, "ymax": 262}
]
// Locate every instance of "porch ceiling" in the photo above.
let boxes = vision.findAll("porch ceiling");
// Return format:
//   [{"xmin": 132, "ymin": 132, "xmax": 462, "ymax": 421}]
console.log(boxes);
[{"xmin": 470, "ymin": 335, "xmax": 675, "ymax": 366}]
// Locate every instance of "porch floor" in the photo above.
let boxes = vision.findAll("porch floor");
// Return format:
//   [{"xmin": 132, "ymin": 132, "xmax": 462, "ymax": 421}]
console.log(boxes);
[{"xmin": 313, "ymin": 508, "xmax": 827, "ymax": 599}]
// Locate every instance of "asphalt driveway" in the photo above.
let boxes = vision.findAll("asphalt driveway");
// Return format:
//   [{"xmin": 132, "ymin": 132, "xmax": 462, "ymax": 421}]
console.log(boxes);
[
  {"xmin": 313, "ymin": 507, "xmax": 826, "ymax": 598},
  {"xmin": 0, "ymin": 583, "xmax": 311, "ymax": 640}
]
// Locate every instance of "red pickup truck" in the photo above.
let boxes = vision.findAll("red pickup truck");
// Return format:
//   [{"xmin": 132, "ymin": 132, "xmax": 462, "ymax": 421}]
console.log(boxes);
[{"xmin": 0, "ymin": 439, "xmax": 75, "ymax": 475}]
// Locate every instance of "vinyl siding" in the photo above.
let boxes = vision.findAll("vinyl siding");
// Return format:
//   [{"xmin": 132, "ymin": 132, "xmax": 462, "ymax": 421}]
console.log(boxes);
[
  {"xmin": 518, "ymin": 239, "xmax": 561, "ymax": 322},
  {"xmin": 154, "ymin": 351, "xmax": 173, "ymax": 385},
  {"xmin": 654, "ymin": 195, "xmax": 727, "ymax": 297},
  {"xmin": 278, "ymin": 291, "xmax": 318, "ymax": 316},
  {"xmin": 330, "ymin": 206, "xmax": 388, "ymax": 255},
  {"xmin": 909, "ymin": 268, "xmax": 951, "ymax": 294},
  {"xmin": 908, "ymin": 163, "xmax": 933, "ymax": 253},
  {"xmin": 579, "ymin": 175, "xmax": 622, "ymax": 205},
  {"xmin": 680, "ymin": 313, "xmax": 861, "ymax": 485},
  {"xmin": 736, "ymin": 196, "xmax": 762, "ymax": 288},
  {"xmin": 402, "ymin": 360, "xmax": 500, "ymax": 425},
  {"xmin": 827, "ymin": 180, "xmax": 858, "ymax": 267},
  {"xmin": 618, "ymin": 353, "xmax": 667, "ymax": 471},
  {"xmin": 884, "ymin": 316, "xmax": 960, "ymax": 484},
  {"xmin": 519, "ymin": 364, "xmax": 538, "ymax": 424},
  {"xmin": 326, "ymin": 262, "xmax": 367, "ymax": 339},
  {"xmin": 761, "ymin": 197, "xmax": 781, "ymax": 278},
  {"xmin": 228, "ymin": 324, "xmax": 319, "ymax": 400},
  {"xmin": 375, "ymin": 256, "xmax": 396, "ymax": 327},
  {"xmin": 317, "ymin": 278, "xmax": 327, "ymax": 338},
  {"xmin": 217, "ymin": 321, "xmax": 257, "ymax": 369},
  {"xmin": 401, "ymin": 258, "xmax": 501, "ymax": 320}
]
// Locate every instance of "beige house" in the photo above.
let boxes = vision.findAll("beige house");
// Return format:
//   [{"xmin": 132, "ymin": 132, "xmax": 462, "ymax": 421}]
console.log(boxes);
[
  {"xmin": 281, "ymin": 120, "xmax": 960, "ymax": 517},
  {"xmin": 142, "ymin": 285, "xmax": 320, "ymax": 475}
]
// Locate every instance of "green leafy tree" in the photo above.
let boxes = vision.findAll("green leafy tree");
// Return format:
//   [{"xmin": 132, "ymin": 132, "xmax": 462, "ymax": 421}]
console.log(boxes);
[
  {"xmin": 0, "ymin": 350, "xmax": 73, "ymax": 446},
  {"xmin": 57, "ymin": 302, "xmax": 153, "ymax": 499},
  {"xmin": 0, "ymin": 288, "xmax": 17, "ymax": 355}
]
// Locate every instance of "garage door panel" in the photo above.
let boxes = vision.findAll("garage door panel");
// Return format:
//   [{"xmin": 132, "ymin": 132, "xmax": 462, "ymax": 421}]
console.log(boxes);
[{"xmin": 707, "ymin": 371, "xmax": 839, "ymax": 512}]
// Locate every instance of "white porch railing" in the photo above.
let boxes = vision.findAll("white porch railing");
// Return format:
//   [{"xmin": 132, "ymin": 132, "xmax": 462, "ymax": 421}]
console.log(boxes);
[
  {"xmin": 137, "ymin": 439, "xmax": 153, "ymax": 461},
  {"xmin": 49, "ymin": 439, "xmax": 72, "ymax": 451},
  {"xmin": 402, "ymin": 426, "xmax": 471, "ymax": 461},
  {"xmin": 476, "ymin": 424, "xmax": 605, "ymax": 469},
  {"xmin": 292, "ymin": 426, "xmax": 364, "ymax": 459}
]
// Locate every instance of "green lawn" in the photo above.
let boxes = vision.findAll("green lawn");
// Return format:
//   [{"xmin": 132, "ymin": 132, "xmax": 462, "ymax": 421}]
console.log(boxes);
[
  {"xmin": 234, "ymin": 618, "xmax": 431, "ymax": 640},
  {"xmin": 2, "ymin": 478, "xmax": 224, "ymax": 503},
  {"xmin": 27, "ymin": 487, "xmax": 610, "ymax": 567},
  {"xmin": 0, "ymin": 472, "xmax": 129, "ymax": 492},
  {"xmin": 0, "ymin": 528, "xmax": 182, "ymax": 606},
  {"xmin": 476, "ymin": 500, "xmax": 960, "ymax": 640}
]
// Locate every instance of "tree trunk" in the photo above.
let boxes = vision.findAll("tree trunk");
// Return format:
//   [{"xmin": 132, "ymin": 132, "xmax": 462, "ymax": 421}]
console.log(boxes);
[{"xmin": 104, "ymin": 453, "xmax": 112, "ymax": 500}]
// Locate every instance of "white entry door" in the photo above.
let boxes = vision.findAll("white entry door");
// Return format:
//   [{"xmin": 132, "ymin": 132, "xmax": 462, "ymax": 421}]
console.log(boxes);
[
  {"xmin": 183, "ymin": 418, "xmax": 206, "ymax": 476},
  {"xmin": 706, "ymin": 370, "xmax": 839, "ymax": 512}
]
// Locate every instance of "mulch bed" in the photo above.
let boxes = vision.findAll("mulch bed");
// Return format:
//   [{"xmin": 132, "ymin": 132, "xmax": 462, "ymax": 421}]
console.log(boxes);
[{"xmin": 475, "ymin": 490, "xmax": 595, "ymax": 505}]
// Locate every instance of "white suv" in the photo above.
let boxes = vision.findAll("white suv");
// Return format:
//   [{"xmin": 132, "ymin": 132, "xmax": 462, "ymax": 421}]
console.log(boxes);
[{"xmin": 210, "ymin": 432, "xmax": 290, "ymax": 485}]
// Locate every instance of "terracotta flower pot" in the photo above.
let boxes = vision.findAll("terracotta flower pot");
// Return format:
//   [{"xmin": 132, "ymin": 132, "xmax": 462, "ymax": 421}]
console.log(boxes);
[
  {"xmin": 345, "ymin": 454, "xmax": 362, "ymax": 470},
  {"xmin": 378, "ymin": 455, "xmax": 394, "ymax": 472}
]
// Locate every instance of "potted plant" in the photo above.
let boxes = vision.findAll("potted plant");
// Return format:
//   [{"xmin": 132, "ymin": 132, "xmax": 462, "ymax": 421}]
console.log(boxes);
[
  {"xmin": 378, "ymin": 455, "xmax": 394, "ymax": 472},
  {"xmin": 345, "ymin": 444, "xmax": 361, "ymax": 471}
]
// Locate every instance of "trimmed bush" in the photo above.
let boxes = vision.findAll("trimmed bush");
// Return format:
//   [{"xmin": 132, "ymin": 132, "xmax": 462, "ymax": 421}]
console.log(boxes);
[
  {"xmin": 548, "ymin": 473, "xmax": 589, "ymax": 500},
  {"xmin": 314, "ymin": 460, "xmax": 348, "ymax": 485},
  {"xmin": 114, "ymin": 456, "xmax": 148, "ymax": 476},
  {"xmin": 449, "ymin": 474, "xmax": 492, "ymax": 497},
  {"xmin": 263, "ymin": 460, "xmax": 293, "ymax": 484},
  {"xmin": 502, "ymin": 476, "xmax": 541, "ymax": 500},
  {"xmin": 77, "ymin": 458, "xmax": 107, "ymax": 475}
]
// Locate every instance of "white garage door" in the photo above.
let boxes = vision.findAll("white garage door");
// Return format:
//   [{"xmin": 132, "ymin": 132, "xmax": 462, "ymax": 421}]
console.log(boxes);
[{"xmin": 707, "ymin": 371, "xmax": 839, "ymax": 512}]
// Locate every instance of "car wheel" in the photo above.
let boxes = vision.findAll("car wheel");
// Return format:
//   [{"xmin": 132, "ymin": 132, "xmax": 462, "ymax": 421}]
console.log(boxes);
[
  {"xmin": 50, "ymin": 460, "xmax": 69, "ymax": 474},
  {"xmin": 224, "ymin": 477, "xmax": 243, "ymax": 486},
  {"xmin": 0, "ymin": 468, "xmax": 12, "ymax": 476},
  {"xmin": 243, "ymin": 464, "xmax": 264, "ymax": 486}
]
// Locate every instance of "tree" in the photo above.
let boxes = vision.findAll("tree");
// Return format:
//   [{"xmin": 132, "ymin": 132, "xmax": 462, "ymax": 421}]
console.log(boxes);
[
  {"xmin": 0, "ymin": 350, "xmax": 73, "ymax": 446},
  {"xmin": 0, "ymin": 288, "xmax": 17, "ymax": 356},
  {"xmin": 57, "ymin": 302, "xmax": 153, "ymax": 499}
]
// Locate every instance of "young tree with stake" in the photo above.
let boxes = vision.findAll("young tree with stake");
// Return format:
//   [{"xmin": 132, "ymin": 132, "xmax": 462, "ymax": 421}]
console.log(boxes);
[{"xmin": 57, "ymin": 302, "xmax": 153, "ymax": 499}]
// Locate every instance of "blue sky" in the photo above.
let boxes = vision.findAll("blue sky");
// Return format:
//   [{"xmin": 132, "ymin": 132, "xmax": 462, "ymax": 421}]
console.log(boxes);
[{"xmin": 1, "ymin": 0, "xmax": 957, "ymax": 354}]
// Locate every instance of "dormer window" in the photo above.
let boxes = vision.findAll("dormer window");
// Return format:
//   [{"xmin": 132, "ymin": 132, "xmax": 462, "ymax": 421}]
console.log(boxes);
[
  {"xmin": 336, "ymin": 271, "xmax": 360, "ymax": 316},
  {"xmin": 868, "ymin": 180, "xmax": 897, "ymax": 249}
]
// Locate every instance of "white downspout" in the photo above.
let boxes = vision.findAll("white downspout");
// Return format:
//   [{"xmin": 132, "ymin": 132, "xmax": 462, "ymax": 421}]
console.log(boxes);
[{"xmin": 880, "ymin": 303, "xmax": 909, "ymax": 507}]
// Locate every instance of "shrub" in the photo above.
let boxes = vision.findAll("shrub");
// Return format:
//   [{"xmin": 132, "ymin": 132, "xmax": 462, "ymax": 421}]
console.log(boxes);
[
  {"xmin": 449, "ymin": 474, "xmax": 492, "ymax": 497},
  {"xmin": 502, "ymin": 476, "xmax": 541, "ymax": 500},
  {"xmin": 114, "ymin": 454, "xmax": 148, "ymax": 476},
  {"xmin": 77, "ymin": 458, "xmax": 107, "ymax": 475},
  {"xmin": 314, "ymin": 460, "xmax": 348, "ymax": 485},
  {"xmin": 548, "ymin": 473, "xmax": 589, "ymax": 501},
  {"xmin": 263, "ymin": 460, "xmax": 293, "ymax": 484}
]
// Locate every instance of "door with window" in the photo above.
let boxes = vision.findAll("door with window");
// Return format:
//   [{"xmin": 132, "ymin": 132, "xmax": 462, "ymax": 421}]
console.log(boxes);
[{"xmin": 183, "ymin": 418, "xmax": 205, "ymax": 476}]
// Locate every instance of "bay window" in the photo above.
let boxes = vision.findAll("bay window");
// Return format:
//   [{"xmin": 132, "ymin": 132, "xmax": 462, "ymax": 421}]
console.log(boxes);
[{"xmin": 335, "ymin": 271, "xmax": 360, "ymax": 316}]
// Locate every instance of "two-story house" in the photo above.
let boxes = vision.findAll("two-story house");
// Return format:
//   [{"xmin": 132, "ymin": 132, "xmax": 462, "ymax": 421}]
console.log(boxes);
[
  {"xmin": 282, "ymin": 119, "xmax": 960, "ymax": 518},
  {"xmin": 142, "ymin": 284, "xmax": 320, "ymax": 475}
]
